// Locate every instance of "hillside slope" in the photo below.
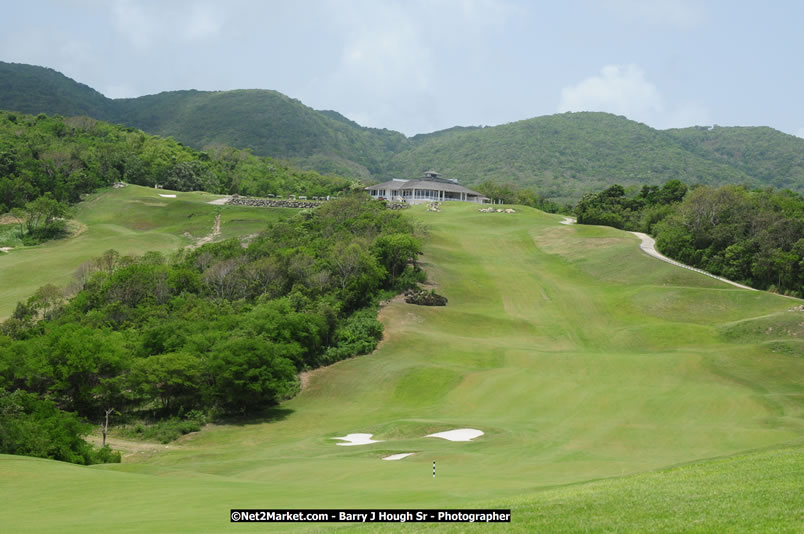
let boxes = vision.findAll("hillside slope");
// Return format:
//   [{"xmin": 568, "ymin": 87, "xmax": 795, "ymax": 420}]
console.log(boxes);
[
  {"xmin": 1, "ymin": 203, "xmax": 802, "ymax": 532},
  {"xmin": 0, "ymin": 62, "xmax": 113, "ymax": 119},
  {"xmin": 667, "ymin": 125, "xmax": 804, "ymax": 191},
  {"xmin": 391, "ymin": 113, "xmax": 757, "ymax": 201},
  {"xmin": 0, "ymin": 185, "xmax": 294, "ymax": 319},
  {"xmin": 113, "ymin": 89, "xmax": 410, "ymax": 178},
  {"xmin": 3, "ymin": 62, "xmax": 804, "ymax": 201}
]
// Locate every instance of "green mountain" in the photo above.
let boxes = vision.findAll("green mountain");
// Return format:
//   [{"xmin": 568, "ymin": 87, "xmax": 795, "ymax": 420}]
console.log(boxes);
[
  {"xmin": 667, "ymin": 125, "xmax": 804, "ymax": 191},
  {"xmin": 393, "ymin": 113, "xmax": 758, "ymax": 202},
  {"xmin": 0, "ymin": 62, "xmax": 113, "ymax": 120},
  {"xmin": 2, "ymin": 61, "xmax": 804, "ymax": 202},
  {"xmin": 112, "ymin": 89, "xmax": 410, "ymax": 178}
]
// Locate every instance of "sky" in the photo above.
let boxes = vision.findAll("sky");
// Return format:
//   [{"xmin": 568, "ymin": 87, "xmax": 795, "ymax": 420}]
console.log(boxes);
[{"xmin": 2, "ymin": 0, "xmax": 803, "ymax": 138}]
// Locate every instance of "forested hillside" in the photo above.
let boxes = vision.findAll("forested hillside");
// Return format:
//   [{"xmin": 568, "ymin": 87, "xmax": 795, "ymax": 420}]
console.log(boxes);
[
  {"xmin": 0, "ymin": 109, "xmax": 350, "ymax": 242},
  {"xmin": 0, "ymin": 62, "xmax": 409, "ymax": 180},
  {"xmin": 2, "ymin": 61, "xmax": 804, "ymax": 202},
  {"xmin": 0, "ymin": 62, "xmax": 114, "ymax": 120},
  {"xmin": 667, "ymin": 125, "xmax": 804, "ymax": 191},
  {"xmin": 390, "ymin": 113, "xmax": 757, "ymax": 202}
]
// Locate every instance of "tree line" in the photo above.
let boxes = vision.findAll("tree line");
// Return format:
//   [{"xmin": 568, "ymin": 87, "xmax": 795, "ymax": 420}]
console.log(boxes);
[
  {"xmin": 575, "ymin": 181, "xmax": 804, "ymax": 296},
  {"xmin": 0, "ymin": 110, "xmax": 353, "ymax": 240},
  {"xmin": 0, "ymin": 196, "xmax": 424, "ymax": 463}
]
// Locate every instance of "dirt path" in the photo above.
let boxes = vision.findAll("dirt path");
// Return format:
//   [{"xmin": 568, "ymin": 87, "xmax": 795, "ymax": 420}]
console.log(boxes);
[{"xmin": 188, "ymin": 212, "xmax": 221, "ymax": 249}]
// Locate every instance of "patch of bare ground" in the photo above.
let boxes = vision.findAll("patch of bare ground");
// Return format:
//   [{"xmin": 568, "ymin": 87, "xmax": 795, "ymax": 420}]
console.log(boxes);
[
  {"xmin": 67, "ymin": 219, "xmax": 88, "ymax": 238},
  {"xmin": 187, "ymin": 213, "xmax": 221, "ymax": 249},
  {"xmin": 0, "ymin": 214, "xmax": 23, "ymax": 224},
  {"xmin": 85, "ymin": 434, "xmax": 179, "ymax": 461}
]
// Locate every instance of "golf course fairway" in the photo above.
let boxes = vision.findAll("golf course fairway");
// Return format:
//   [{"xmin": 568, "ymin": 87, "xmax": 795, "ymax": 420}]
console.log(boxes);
[
  {"xmin": 0, "ymin": 185, "xmax": 294, "ymax": 320},
  {"xmin": 2, "ymin": 201, "xmax": 802, "ymax": 532}
]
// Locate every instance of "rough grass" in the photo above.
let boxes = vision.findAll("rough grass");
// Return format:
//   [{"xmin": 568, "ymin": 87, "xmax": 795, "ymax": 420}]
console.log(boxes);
[
  {"xmin": 1, "ymin": 202, "xmax": 802, "ymax": 532},
  {"xmin": 0, "ymin": 186, "xmax": 293, "ymax": 319}
]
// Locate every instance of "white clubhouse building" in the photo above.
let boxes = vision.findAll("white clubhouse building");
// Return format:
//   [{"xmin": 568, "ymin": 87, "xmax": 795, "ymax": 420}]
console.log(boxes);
[{"xmin": 366, "ymin": 171, "xmax": 490, "ymax": 205}]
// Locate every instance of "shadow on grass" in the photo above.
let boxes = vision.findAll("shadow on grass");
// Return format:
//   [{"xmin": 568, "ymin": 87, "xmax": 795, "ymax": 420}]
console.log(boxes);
[{"xmin": 213, "ymin": 406, "xmax": 295, "ymax": 427}]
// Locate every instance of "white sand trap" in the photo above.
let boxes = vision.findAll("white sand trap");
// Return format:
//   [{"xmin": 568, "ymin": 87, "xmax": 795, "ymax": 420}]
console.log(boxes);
[
  {"xmin": 426, "ymin": 428, "xmax": 484, "ymax": 442},
  {"xmin": 332, "ymin": 433, "xmax": 383, "ymax": 446},
  {"xmin": 158, "ymin": 194, "xmax": 177, "ymax": 198},
  {"xmin": 207, "ymin": 197, "xmax": 230, "ymax": 205},
  {"xmin": 560, "ymin": 216, "xmax": 576, "ymax": 225},
  {"xmin": 382, "ymin": 453, "xmax": 414, "ymax": 461}
]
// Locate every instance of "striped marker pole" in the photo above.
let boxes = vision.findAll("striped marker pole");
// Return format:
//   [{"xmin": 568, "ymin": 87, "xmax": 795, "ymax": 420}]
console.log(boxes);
[{"xmin": 433, "ymin": 460, "xmax": 436, "ymax": 478}]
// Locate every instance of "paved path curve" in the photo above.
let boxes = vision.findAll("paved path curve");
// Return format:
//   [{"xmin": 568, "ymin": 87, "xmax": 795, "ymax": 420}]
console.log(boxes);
[
  {"xmin": 628, "ymin": 231, "xmax": 757, "ymax": 291},
  {"xmin": 558, "ymin": 216, "xmax": 756, "ymax": 291}
]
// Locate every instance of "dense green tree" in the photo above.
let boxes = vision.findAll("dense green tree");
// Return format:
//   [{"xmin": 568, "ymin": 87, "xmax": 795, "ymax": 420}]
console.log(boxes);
[
  {"xmin": 0, "ymin": 389, "xmax": 118, "ymax": 464},
  {"xmin": 372, "ymin": 233, "xmax": 421, "ymax": 284},
  {"xmin": 128, "ymin": 352, "xmax": 205, "ymax": 412},
  {"xmin": 207, "ymin": 338, "xmax": 298, "ymax": 413}
]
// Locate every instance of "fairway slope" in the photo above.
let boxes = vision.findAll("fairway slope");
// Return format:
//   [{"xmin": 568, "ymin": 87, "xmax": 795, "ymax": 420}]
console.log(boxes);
[
  {"xmin": 2, "ymin": 202, "xmax": 802, "ymax": 532},
  {"xmin": 0, "ymin": 185, "xmax": 294, "ymax": 319}
]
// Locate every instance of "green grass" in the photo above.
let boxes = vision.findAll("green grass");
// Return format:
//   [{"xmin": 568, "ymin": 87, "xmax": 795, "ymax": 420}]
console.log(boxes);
[
  {"xmin": 357, "ymin": 445, "xmax": 804, "ymax": 533},
  {"xmin": 1, "ymin": 202, "xmax": 803, "ymax": 532},
  {"xmin": 0, "ymin": 185, "xmax": 294, "ymax": 319}
]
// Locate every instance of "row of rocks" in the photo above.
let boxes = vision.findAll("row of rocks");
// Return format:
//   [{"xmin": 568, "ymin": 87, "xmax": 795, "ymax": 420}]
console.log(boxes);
[
  {"xmin": 404, "ymin": 288, "xmax": 448, "ymax": 306},
  {"xmin": 479, "ymin": 207, "xmax": 516, "ymax": 213},
  {"xmin": 385, "ymin": 202, "xmax": 410, "ymax": 210},
  {"xmin": 226, "ymin": 196, "xmax": 322, "ymax": 209},
  {"xmin": 788, "ymin": 304, "xmax": 804, "ymax": 312}
]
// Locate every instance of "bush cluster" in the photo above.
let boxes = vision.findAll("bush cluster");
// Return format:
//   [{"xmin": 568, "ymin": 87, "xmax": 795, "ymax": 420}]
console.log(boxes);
[{"xmin": 0, "ymin": 196, "xmax": 424, "ymax": 462}]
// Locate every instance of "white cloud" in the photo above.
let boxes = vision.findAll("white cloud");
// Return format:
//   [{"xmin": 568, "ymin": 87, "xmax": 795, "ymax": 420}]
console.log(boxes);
[
  {"xmin": 558, "ymin": 64, "xmax": 710, "ymax": 128},
  {"xmin": 558, "ymin": 64, "xmax": 663, "ymax": 119},
  {"xmin": 180, "ymin": 4, "xmax": 224, "ymax": 42},
  {"xmin": 306, "ymin": 0, "xmax": 519, "ymax": 134},
  {"xmin": 600, "ymin": 0, "xmax": 705, "ymax": 29},
  {"xmin": 111, "ymin": 0, "xmax": 225, "ymax": 49},
  {"xmin": 113, "ymin": 0, "xmax": 154, "ymax": 49}
]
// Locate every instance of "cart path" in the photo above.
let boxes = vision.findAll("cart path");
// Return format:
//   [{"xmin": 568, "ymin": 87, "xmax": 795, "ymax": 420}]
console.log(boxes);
[
  {"xmin": 629, "ymin": 231, "xmax": 757, "ymax": 291},
  {"xmin": 559, "ymin": 216, "xmax": 756, "ymax": 291}
]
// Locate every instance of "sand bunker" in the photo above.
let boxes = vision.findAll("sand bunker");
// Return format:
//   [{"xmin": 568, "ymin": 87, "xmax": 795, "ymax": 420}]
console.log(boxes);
[
  {"xmin": 158, "ymin": 194, "xmax": 177, "ymax": 198},
  {"xmin": 426, "ymin": 429, "xmax": 484, "ymax": 442},
  {"xmin": 332, "ymin": 433, "xmax": 383, "ymax": 446},
  {"xmin": 207, "ymin": 197, "xmax": 230, "ymax": 205},
  {"xmin": 560, "ymin": 217, "xmax": 576, "ymax": 225},
  {"xmin": 382, "ymin": 453, "xmax": 414, "ymax": 461}
]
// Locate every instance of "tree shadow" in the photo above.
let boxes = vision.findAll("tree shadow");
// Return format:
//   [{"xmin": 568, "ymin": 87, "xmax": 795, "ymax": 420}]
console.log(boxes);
[{"xmin": 212, "ymin": 406, "xmax": 295, "ymax": 427}]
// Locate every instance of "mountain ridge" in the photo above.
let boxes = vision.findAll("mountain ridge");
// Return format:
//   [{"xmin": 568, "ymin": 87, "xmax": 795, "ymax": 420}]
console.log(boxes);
[{"xmin": 2, "ymin": 61, "xmax": 803, "ymax": 201}]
